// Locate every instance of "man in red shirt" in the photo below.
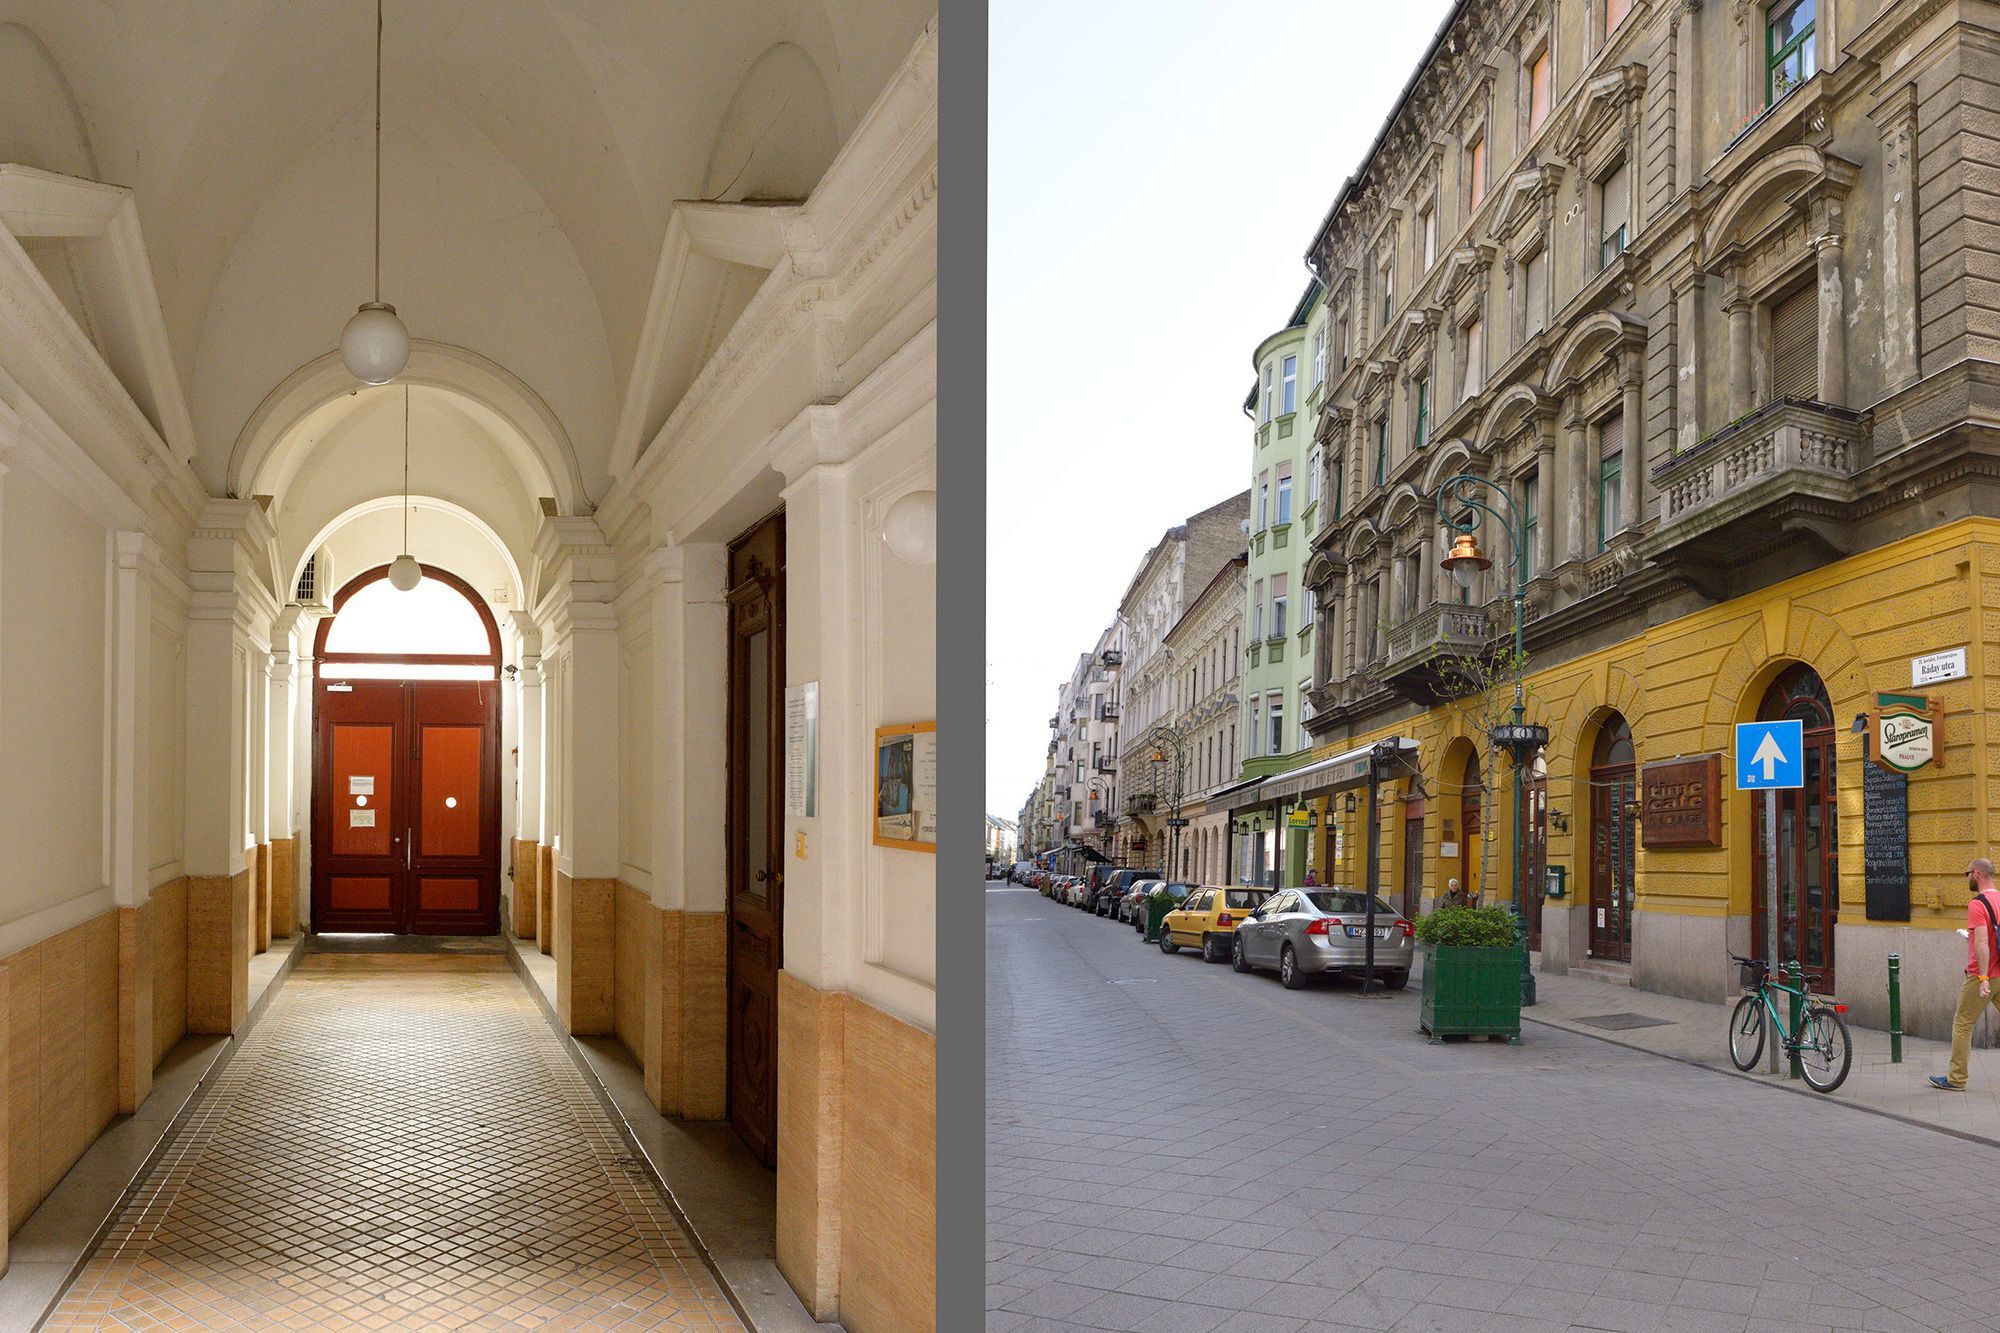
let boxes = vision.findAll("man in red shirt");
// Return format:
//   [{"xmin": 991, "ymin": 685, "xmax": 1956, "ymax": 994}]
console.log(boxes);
[{"xmin": 1932, "ymin": 858, "xmax": 2000, "ymax": 1090}]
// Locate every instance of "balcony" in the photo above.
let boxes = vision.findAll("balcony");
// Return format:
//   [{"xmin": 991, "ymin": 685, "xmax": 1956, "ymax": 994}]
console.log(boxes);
[
  {"xmin": 1099, "ymin": 649, "xmax": 1124, "ymax": 667},
  {"xmin": 1378, "ymin": 602, "xmax": 1496, "ymax": 703},
  {"xmin": 1093, "ymin": 757, "xmax": 1115, "ymax": 773},
  {"xmin": 1100, "ymin": 702, "xmax": 1119, "ymax": 721},
  {"xmin": 1092, "ymin": 810, "xmax": 1112, "ymax": 828},
  {"xmin": 1124, "ymin": 793, "xmax": 1157, "ymax": 817},
  {"xmin": 1644, "ymin": 399, "xmax": 1866, "ymax": 598}
]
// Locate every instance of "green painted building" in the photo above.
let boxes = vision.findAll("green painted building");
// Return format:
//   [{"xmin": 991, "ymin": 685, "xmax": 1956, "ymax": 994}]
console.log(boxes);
[{"xmin": 1236, "ymin": 280, "xmax": 1329, "ymax": 886}]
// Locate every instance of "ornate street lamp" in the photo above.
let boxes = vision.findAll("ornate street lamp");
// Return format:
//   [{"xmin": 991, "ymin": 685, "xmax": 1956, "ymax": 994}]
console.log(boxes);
[{"xmin": 1438, "ymin": 476, "xmax": 1548, "ymax": 1007}]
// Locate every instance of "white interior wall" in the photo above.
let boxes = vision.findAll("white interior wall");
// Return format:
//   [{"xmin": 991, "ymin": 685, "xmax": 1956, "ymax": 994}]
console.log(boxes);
[{"xmin": 0, "ymin": 461, "xmax": 108, "ymax": 924}]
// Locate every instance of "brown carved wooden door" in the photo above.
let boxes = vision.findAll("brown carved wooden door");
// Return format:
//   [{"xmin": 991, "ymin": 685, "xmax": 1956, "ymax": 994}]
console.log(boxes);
[
  {"xmin": 1589, "ymin": 716, "xmax": 1636, "ymax": 962},
  {"xmin": 1751, "ymin": 665, "xmax": 1838, "ymax": 990},
  {"xmin": 727, "ymin": 512, "xmax": 784, "ymax": 1166}
]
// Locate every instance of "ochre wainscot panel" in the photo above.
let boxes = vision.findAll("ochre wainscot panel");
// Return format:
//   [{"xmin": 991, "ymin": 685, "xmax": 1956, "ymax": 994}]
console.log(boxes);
[{"xmin": 839, "ymin": 995, "xmax": 936, "ymax": 1333}]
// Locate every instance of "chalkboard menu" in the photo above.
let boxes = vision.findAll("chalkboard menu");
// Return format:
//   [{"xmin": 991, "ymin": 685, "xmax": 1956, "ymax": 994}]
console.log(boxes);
[{"xmin": 1863, "ymin": 761, "xmax": 1910, "ymax": 921}]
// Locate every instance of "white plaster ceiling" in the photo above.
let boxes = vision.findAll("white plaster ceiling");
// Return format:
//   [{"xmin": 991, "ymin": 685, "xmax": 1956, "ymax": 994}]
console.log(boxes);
[{"xmin": 0, "ymin": 0, "xmax": 935, "ymax": 507}]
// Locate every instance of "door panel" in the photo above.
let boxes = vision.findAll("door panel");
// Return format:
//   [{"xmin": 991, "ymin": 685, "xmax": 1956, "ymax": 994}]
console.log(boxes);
[
  {"xmin": 727, "ymin": 512, "xmax": 784, "ymax": 1167},
  {"xmin": 419, "ymin": 725, "xmax": 482, "ymax": 857},
  {"xmin": 330, "ymin": 876, "xmax": 393, "ymax": 913},
  {"xmin": 330, "ymin": 724, "xmax": 394, "ymax": 858}
]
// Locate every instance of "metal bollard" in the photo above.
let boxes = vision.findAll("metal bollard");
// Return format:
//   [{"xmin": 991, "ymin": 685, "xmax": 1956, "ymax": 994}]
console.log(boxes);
[
  {"xmin": 1888, "ymin": 953, "xmax": 1903, "ymax": 1064},
  {"xmin": 1787, "ymin": 961, "xmax": 1805, "ymax": 1080}
]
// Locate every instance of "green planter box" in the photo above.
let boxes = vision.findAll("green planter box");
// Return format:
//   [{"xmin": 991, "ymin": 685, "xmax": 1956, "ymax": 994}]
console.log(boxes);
[{"xmin": 1419, "ymin": 943, "xmax": 1523, "ymax": 1043}]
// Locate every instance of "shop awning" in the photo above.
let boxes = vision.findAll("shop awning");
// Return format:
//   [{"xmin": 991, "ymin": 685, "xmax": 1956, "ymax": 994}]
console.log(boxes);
[
  {"xmin": 1256, "ymin": 736, "xmax": 1423, "ymax": 806},
  {"xmin": 1212, "ymin": 774, "xmax": 1267, "ymax": 815}
]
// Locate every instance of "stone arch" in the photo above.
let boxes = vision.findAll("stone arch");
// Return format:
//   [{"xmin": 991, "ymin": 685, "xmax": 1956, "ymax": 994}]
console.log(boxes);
[
  {"xmin": 1341, "ymin": 517, "xmax": 1382, "ymax": 561},
  {"xmin": 1382, "ymin": 483, "xmax": 1425, "ymax": 531},
  {"xmin": 1544, "ymin": 310, "xmax": 1646, "ymax": 391},
  {"xmin": 1418, "ymin": 438, "xmax": 1477, "ymax": 495},
  {"xmin": 228, "ymin": 340, "xmax": 590, "ymax": 516},
  {"xmin": 1302, "ymin": 549, "xmax": 1344, "ymax": 591},
  {"xmin": 1701, "ymin": 144, "xmax": 1836, "ymax": 262},
  {"xmin": 1698, "ymin": 607, "xmax": 1870, "ymax": 757},
  {"xmin": 1472, "ymin": 384, "xmax": 1553, "ymax": 455},
  {"xmin": 291, "ymin": 496, "xmax": 527, "ymax": 612}
]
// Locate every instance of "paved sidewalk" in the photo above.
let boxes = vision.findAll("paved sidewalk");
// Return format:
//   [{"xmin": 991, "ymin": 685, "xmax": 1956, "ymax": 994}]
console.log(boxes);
[{"xmin": 1519, "ymin": 963, "xmax": 2000, "ymax": 1144}]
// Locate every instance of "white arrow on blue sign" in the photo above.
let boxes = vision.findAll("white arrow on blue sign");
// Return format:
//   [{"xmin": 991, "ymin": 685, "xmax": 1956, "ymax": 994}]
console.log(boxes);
[{"xmin": 1734, "ymin": 719, "xmax": 1804, "ymax": 790}]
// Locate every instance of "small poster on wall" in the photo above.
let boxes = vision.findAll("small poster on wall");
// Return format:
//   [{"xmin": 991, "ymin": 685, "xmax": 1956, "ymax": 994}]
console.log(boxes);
[
  {"xmin": 785, "ymin": 681, "xmax": 819, "ymax": 817},
  {"xmin": 874, "ymin": 721, "xmax": 937, "ymax": 852}
]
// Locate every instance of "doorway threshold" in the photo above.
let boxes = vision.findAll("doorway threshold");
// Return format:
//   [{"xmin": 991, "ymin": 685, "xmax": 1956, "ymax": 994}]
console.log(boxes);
[{"xmin": 503, "ymin": 934, "xmax": 834, "ymax": 1332}]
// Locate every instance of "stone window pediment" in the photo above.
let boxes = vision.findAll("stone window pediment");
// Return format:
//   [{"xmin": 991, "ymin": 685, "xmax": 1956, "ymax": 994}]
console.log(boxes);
[
  {"xmin": 1389, "ymin": 309, "xmax": 1437, "ymax": 363},
  {"xmin": 1560, "ymin": 63, "xmax": 1647, "ymax": 167},
  {"xmin": 1496, "ymin": 163, "xmax": 1564, "ymax": 250}
]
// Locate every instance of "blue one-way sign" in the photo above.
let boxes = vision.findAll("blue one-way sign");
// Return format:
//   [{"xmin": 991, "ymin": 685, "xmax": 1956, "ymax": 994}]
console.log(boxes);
[{"xmin": 1735, "ymin": 719, "xmax": 1804, "ymax": 790}]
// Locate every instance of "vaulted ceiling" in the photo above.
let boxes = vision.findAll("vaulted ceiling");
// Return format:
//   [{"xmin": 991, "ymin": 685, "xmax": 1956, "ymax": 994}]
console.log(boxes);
[{"xmin": 0, "ymin": 0, "xmax": 934, "ymax": 507}]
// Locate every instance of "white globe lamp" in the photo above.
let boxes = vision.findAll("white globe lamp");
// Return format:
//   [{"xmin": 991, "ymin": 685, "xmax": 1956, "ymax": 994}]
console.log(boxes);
[
  {"xmin": 882, "ymin": 489, "xmax": 937, "ymax": 565},
  {"xmin": 387, "ymin": 552, "xmax": 422, "ymax": 591},
  {"xmin": 341, "ymin": 302, "xmax": 409, "ymax": 384}
]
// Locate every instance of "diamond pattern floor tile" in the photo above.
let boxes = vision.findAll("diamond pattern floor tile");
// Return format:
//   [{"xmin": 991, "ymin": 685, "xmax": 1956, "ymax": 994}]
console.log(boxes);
[{"xmin": 41, "ymin": 952, "xmax": 743, "ymax": 1332}]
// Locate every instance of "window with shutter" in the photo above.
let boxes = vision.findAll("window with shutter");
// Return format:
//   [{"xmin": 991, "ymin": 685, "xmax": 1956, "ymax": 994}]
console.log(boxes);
[
  {"xmin": 1770, "ymin": 283, "xmax": 1819, "ymax": 402},
  {"xmin": 1598, "ymin": 163, "xmax": 1629, "ymax": 269},
  {"xmin": 1598, "ymin": 411, "xmax": 1624, "ymax": 551},
  {"xmin": 1524, "ymin": 251, "xmax": 1547, "ymax": 337}
]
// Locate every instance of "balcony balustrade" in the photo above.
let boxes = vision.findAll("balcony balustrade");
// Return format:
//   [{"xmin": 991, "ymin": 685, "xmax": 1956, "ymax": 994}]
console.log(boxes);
[
  {"xmin": 1124, "ymin": 792, "xmax": 1157, "ymax": 816},
  {"xmin": 1645, "ymin": 399, "xmax": 1866, "ymax": 597},
  {"xmin": 1377, "ymin": 601, "xmax": 1496, "ymax": 703}
]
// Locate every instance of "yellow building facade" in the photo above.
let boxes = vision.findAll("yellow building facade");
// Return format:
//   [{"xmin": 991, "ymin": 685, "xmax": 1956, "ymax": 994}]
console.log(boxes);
[{"xmin": 1303, "ymin": 519, "xmax": 1997, "ymax": 1039}]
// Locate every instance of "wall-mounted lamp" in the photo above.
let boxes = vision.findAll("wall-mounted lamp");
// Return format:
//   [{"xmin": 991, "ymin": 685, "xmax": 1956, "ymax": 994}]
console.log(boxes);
[
  {"xmin": 1548, "ymin": 810, "xmax": 1570, "ymax": 833},
  {"xmin": 1343, "ymin": 792, "xmax": 1358, "ymax": 814},
  {"xmin": 503, "ymin": 664, "xmax": 519, "ymax": 680}
]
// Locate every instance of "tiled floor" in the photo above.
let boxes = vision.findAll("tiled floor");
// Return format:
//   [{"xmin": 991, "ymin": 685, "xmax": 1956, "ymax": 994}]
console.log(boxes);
[{"xmin": 42, "ymin": 950, "xmax": 744, "ymax": 1331}]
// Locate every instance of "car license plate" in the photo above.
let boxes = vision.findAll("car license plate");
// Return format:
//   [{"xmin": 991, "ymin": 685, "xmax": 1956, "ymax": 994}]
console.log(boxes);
[{"xmin": 1345, "ymin": 925, "xmax": 1391, "ymax": 939}]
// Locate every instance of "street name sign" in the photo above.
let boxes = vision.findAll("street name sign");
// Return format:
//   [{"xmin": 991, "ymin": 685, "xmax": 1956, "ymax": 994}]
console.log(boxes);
[
  {"xmin": 1912, "ymin": 648, "xmax": 1966, "ymax": 687},
  {"xmin": 1734, "ymin": 720, "xmax": 1803, "ymax": 790}
]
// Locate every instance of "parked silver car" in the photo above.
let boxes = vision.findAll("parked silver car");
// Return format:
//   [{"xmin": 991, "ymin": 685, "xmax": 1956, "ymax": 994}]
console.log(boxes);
[{"xmin": 1231, "ymin": 888, "xmax": 1414, "ymax": 990}]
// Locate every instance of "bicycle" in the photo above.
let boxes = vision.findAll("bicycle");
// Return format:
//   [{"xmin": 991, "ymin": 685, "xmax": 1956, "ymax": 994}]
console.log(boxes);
[{"xmin": 1726, "ymin": 955, "xmax": 1853, "ymax": 1093}]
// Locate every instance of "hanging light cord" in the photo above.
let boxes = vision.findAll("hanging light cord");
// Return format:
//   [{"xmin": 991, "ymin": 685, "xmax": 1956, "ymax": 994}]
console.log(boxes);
[
  {"xmin": 403, "ymin": 383, "xmax": 411, "ymax": 551},
  {"xmin": 373, "ymin": 0, "xmax": 383, "ymax": 303}
]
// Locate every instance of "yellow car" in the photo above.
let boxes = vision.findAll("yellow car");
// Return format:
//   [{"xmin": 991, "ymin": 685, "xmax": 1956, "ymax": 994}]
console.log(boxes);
[{"xmin": 1160, "ymin": 886, "xmax": 1273, "ymax": 963}]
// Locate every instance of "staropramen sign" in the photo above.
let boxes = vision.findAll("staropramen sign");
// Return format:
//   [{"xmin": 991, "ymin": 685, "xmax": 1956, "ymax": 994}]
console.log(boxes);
[{"xmin": 1873, "ymin": 693, "xmax": 1939, "ymax": 773}]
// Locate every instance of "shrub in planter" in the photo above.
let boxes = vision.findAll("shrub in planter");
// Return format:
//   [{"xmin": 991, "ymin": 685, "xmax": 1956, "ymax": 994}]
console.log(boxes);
[
  {"xmin": 1412, "ymin": 904, "xmax": 1519, "ymax": 948},
  {"xmin": 1415, "ymin": 905, "xmax": 1522, "ymax": 1043}
]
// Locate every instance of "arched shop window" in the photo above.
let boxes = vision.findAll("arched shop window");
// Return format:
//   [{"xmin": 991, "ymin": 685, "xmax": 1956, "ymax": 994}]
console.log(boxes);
[{"xmin": 316, "ymin": 566, "xmax": 500, "ymax": 680}]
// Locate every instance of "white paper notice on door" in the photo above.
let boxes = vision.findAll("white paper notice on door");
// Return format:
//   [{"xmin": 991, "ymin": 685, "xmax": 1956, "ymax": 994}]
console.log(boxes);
[
  {"xmin": 1596, "ymin": 908, "xmax": 1606, "ymax": 928},
  {"xmin": 784, "ymin": 681, "xmax": 819, "ymax": 818},
  {"xmin": 349, "ymin": 775, "xmax": 375, "ymax": 796},
  {"xmin": 350, "ymin": 809, "xmax": 376, "ymax": 828}
]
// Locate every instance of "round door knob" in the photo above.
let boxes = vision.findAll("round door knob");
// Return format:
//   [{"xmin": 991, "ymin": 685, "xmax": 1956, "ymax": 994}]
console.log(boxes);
[{"xmin": 755, "ymin": 869, "xmax": 770, "ymax": 883}]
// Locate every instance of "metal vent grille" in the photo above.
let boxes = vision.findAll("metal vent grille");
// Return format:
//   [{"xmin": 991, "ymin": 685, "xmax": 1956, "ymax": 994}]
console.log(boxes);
[{"xmin": 294, "ymin": 554, "xmax": 317, "ymax": 603}]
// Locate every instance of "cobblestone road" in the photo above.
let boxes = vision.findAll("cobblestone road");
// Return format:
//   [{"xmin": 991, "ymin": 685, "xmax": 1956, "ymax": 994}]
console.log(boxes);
[{"xmin": 986, "ymin": 884, "xmax": 2000, "ymax": 1332}]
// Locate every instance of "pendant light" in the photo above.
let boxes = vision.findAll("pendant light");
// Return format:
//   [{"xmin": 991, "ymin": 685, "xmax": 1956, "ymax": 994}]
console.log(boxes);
[
  {"xmin": 340, "ymin": 0, "xmax": 409, "ymax": 384},
  {"xmin": 387, "ymin": 385, "xmax": 422, "ymax": 591}
]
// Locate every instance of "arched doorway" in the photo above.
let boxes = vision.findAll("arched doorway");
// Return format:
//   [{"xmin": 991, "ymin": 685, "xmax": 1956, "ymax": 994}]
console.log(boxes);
[
  {"xmin": 1460, "ymin": 751, "xmax": 1483, "ymax": 902},
  {"xmin": 1752, "ymin": 663, "xmax": 1838, "ymax": 989},
  {"xmin": 1526, "ymin": 756, "xmax": 1548, "ymax": 949},
  {"xmin": 1589, "ymin": 715, "xmax": 1636, "ymax": 962},
  {"xmin": 312, "ymin": 565, "xmax": 502, "ymax": 934}
]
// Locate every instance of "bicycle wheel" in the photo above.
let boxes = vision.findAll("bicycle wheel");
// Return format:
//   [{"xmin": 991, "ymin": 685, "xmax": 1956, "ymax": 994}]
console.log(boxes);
[
  {"xmin": 1798, "ymin": 1004, "xmax": 1852, "ymax": 1093},
  {"xmin": 1727, "ymin": 995, "xmax": 1765, "ymax": 1070}
]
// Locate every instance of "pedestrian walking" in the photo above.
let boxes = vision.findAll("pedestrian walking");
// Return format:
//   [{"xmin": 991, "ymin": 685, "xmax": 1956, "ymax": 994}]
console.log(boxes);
[{"xmin": 1930, "ymin": 858, "xmax": 2000, "ymax": 1090}]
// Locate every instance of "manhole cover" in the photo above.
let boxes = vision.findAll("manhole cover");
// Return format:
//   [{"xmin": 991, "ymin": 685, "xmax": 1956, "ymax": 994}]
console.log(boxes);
[{"xmin": 1578, "ymin": 1012, "xmax": 1673, "ymax": 1031}]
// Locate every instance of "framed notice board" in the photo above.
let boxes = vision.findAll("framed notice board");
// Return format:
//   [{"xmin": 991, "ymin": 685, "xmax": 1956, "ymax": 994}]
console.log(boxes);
[
  {"xmin": 873, "ymin": 721, "xmax": 937, "ymax": 852},
  {"xmin": 1862, "ymin": 761, "xmax": 1910, "ymax": 921}
]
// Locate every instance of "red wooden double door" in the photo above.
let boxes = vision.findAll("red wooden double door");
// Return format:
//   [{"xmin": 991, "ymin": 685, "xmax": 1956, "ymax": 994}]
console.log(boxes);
[{"xmin": 314, "ymin": 679, "xmax": 500, "ymax": 934}]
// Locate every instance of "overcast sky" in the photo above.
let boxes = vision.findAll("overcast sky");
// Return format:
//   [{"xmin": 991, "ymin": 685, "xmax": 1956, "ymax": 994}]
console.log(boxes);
[{"xmin": 986, "ymin": 1, "xmax": 1453, "ymax": 816}]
